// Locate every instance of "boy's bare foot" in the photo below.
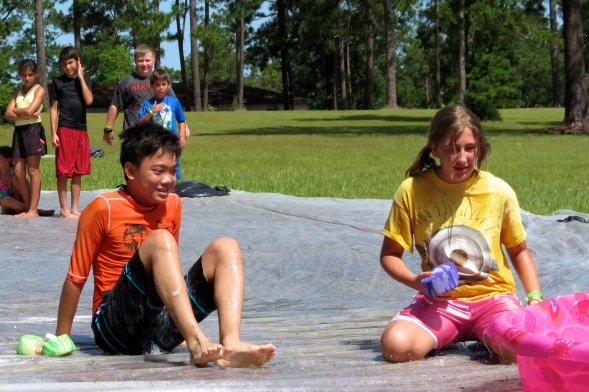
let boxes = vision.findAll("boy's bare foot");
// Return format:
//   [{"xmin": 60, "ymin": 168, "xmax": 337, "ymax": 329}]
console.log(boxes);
[
  {"xmin": 59, "ymin": 210, "xmax": 79, "ymax": 219},
  {"xmin": 16, "ymin": 211, "xmax": 38, "ymax": 218},
  {"xmin": 216, "ymin": 341, "xmax": 276, "ymax": 368},
  {"xmin": 188, "ymin": 340, "xmax": 233, "ymax": 367},
  {"xmin": 72, "ymin": 210, "xmax": 81, "ymax": 217}
]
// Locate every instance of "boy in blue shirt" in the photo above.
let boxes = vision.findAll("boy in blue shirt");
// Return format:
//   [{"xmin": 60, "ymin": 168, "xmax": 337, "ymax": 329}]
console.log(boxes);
[{"xmin": 137, "ymin": 69, "xmax": 186, "ymax": 180}]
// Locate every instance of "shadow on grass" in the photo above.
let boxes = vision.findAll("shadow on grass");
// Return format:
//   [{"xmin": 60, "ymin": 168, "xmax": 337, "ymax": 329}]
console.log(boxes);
[
  {"xmin": 199, "ymin": 122, "xmax": 565, "ymax": 137},
  {"xmin": 198, "ymin": 125, "xmax": 426, "ymax": 137}
]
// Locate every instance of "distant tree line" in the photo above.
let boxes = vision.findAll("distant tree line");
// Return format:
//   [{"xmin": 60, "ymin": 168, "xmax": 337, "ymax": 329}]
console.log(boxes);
[{"xmin": 0, "ymin": 0, "xmax": 587, "ymax": 131}]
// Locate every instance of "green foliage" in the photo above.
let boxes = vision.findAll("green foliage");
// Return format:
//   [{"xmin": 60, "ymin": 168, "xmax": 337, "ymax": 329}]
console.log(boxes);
[
  {"xmin": 464, "ymin": 93, "xmax": 501, "ymax": 121},
  {"xmin": 0, "ymin": 84, "xmax": 15, "ymax": 123},
  {"xmin": 85, "ymin": 44, "xmax": 134, "ymax": 84},
  {"xmin": 245, "ymin": 61, "xmax": 282, "ymax": 92}
]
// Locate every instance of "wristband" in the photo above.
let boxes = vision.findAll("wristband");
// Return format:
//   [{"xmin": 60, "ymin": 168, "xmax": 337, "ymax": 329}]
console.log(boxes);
[
  {"xmin": 103, "ymin": 127, "xmax": 113, "ymax": 134},
  {"xmin": 526, "ymin": 291, "xmax": 542, "ymax": 304},
  {"xmin": 148, "ymin": 108, "xmax": 154, "ymax": 115}
]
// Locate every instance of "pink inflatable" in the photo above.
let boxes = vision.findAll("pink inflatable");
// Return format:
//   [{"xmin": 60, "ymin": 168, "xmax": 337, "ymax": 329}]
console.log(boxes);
[{"xmin": 485, "ymin": 292, "xmax": 589, "ymax": 392}]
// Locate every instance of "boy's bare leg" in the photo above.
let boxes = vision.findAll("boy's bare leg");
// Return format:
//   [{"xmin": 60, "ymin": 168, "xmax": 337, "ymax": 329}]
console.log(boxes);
[
  {"xmin": 17, "ymin": 156, "xmax": 42, "ymax": 217},
  {"xmin": 57, "ymin": 176, "xmax": 76, "ymax": 218},
  {"xmin": 201, "ymin": 237, "xmax": 276, "ymax": 368},
  {"xmin": 70, "ymin": 175, "xmax": 82, "ymax": 216},
  {"xmin": 138, "ymin": 230, "xmax": 231, "ymax": 366}
]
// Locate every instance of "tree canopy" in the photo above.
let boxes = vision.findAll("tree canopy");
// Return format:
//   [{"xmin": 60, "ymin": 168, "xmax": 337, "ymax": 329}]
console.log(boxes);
[{"xmin": 1, "ymin": 0, "xmax": 588, "ymax": 124}]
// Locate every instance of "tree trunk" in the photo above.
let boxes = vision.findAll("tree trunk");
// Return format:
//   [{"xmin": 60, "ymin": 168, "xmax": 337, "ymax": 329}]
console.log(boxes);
[
  {"xmin": 332, "ymin": 49, "xmax": 338, "ymax": 110},
  {"xmin": 549, "ymin": 0, "xmax": 561, "ymax": 107},
  {"xmin": 234, "ymin": 1, "xmax": 245, "ymax": 110},
  {"xmin": 73, "ymin": 0, "xmax": 82, "ymax": 55},
  {"xmin": 435, "ymin": 0, "xmax": 442, "ymax": 108},
  {"xmin": 154, "ymin": 0, "xmax": 162, "ymax": 68},
  {"xmin": 458, "ymin": 0, "xmax": 466, "ymax": 105},
  {"xmin": 277, "ymin": 0, "xmax": 292, "ymax": 110},
  {"xmin": 384, "ymin": 0, "xmax": 398, "ymax": 109},
  {"xmin": 345, "ymin": 41, "xmax": 352, "ymax": 107},
  {"xmin": 189, "ymin": 0, "xmax": 202, "ymax": 111},
  {"xmin": 561, "ymin": 0, "xmax": 588, "ymax": 132},
  {"xmin": 363, "ymin": 0, "xmax": 374, "ymax": 110},
  {"xmin": 34, "ymin": 0, "xmax": 49, "ymax": 109},
  {"xmin": 177, "ymin": 0, "xmax": 192, "ymax": 110},
  {"xmin": 203, "ymin": 0, "xmax": 210, "ymax": 110},
  {"xmin": 339, "ymin": 38, "xmax": 348, "ymax": 110}
]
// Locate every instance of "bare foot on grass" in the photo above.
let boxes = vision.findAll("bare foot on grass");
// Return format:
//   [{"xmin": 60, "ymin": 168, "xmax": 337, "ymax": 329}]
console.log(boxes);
[{"xmin": 216, "ymin": 341, "xmax": 276, "ymax": 368}]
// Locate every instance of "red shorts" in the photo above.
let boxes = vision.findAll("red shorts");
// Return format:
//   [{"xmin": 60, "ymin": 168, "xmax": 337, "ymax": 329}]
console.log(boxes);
[
  {"xmin": 392, "ymin": 293, "xmax": 521, "ymax": 348},
  {"xmin": 55, "ymin": 127, "xmax": 90, "ymax": 178}
]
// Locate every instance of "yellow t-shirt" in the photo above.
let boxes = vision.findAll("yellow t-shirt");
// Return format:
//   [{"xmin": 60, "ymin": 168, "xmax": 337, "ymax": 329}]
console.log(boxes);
[
  {"xmin": 15, "ymin": 85, "xmax": 42, "ymax": 126},
  {"xmin": 382, "ymin": 169, "xmax": 526, "ymax": 301}
]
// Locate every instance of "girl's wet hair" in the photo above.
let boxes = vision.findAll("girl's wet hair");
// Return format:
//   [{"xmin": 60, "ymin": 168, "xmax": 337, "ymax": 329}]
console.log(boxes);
[
  {"xmin": 119, "ymin": 123, "xmax": 182, "ymax": 179},
  {"xmin": 406, "ymin": 105, "xmax": 491, "ymax": 177},
  {"xmin": 18, "ymin": 59, "xmax": 38, "ymax": 73},
  {"xmin": 0, "ymin": 146, "xmax": 13, "ymax": 160}
]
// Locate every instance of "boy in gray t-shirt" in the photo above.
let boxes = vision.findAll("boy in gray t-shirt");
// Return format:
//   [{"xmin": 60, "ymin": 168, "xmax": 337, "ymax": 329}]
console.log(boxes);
[{"xmin": 102, "ymin": 44, "xmax": 176, "ymax": 144}]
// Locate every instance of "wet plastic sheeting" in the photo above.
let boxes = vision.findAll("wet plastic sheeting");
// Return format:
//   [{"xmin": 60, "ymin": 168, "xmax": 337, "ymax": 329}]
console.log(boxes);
[{"xmin": 0, "ymin": 190, "xmax": 587, "ymax": 390}]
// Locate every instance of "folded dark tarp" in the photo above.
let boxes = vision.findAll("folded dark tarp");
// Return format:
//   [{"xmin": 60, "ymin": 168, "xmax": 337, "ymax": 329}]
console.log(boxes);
[{"xmin": 175, "ymin": 181, "xmax": 230, "ymax": 197}]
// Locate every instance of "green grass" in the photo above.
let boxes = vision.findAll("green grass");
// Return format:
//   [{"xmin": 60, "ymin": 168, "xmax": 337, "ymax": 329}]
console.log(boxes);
[{"xmin": 1, "ymin": 108, "xmax": 587, "ymax": 215}]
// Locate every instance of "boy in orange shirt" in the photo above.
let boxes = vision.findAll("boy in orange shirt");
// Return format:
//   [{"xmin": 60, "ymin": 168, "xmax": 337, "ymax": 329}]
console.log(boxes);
[{"xmin": 56, "ymin": 123, "xmax": 275, "ymax": 367}]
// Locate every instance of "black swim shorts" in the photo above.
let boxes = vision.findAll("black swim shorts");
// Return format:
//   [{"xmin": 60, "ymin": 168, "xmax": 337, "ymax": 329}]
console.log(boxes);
[{"xmin": 91, "ymin": 250, "xmax": 217, "ymax": 354}]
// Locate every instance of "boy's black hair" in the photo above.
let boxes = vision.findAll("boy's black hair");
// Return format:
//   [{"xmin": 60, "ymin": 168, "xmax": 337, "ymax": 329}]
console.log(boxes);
[
  {"xmin": 119, "ymin": 123, "xmax": 182, "ymax": 180},
  {"xmin": 58, "ymin": 46, "xmax": 79, "ymax": 63},
  {"xmin": 150, "ymin": 68, "xmax": 170, "ymax": 85},
  {"xmin": 0, "ymin": 145, "xmax": 13, "ymax": 160}
]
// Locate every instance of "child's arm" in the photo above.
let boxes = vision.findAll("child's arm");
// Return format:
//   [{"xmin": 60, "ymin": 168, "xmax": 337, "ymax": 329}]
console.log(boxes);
[
  {"xmin": 77, "ymin": 61, "xmax": 93, "ymax": 105},
  {"xmin": 381, "ymin": 236, "xmax": 433, "ymax": 294},
  {"xmin": 507, "ymin": 240, "xmax": 542, "ymax": 305},
  {"xmin": 49, "ymin": 99, "xmax": 60, "ymax": 148},
  {"xmin": 3, "ymin": 90, "xmax": 21, "ymax": 121},
  {"xmin": 11, "ymin": 86, "xmax": 46, "ymax": 118},
  {"xmin": 56, "ymin": 279, "xmax": 84, "ymax": 336},
  {"xmin": 137, "ymin": 102, "xmax": 152, "ymax": 125},
  {"xmin": 178, "ymin": 121, "xmax": 186, "ymax": 149},
  {"xmin": 103, "ymin": 105, "xmax": 119, "ymax": 145}
]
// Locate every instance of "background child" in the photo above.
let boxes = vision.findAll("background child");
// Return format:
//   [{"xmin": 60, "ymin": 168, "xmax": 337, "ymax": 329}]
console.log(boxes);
[
  {"xmin": 3, "ymin": 59, "xmax": 47, "ymax": 217},
  {"xmin": 379, "ymin": 105, "xmax": 541, "ymax": 364},
  {"xmin": 49, "ymin": 47, "xmax": 93, "ymax": 218},
  {"xmin": 55, "ymin": 122, "xmax": 275, "ymax": 367},
  {"xmin": 137, "ymin": 68, "xmax": 186, "ymax": 180},
  {"xmin": 102, "ymin": 44, "xmax": 189, "ymax": 144},
  {"xmin": 0, "ymin": 146, "xmax": 54, "ymax": 216}
]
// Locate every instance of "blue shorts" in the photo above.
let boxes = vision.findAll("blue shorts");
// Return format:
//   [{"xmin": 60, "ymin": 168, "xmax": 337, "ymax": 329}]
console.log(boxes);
[
  {"xmin": 91, "ymin": 251, "xmax": 217, "ymax": 354},
  {"xmin": 392, "ymin": 293, "xmax": 522, "ymax": 348}
]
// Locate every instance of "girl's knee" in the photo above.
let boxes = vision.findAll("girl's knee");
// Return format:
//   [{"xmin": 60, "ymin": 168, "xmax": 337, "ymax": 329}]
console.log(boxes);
[{"xmin": 380, "ymin": 322, "xmax": 432, "ymax": 363}]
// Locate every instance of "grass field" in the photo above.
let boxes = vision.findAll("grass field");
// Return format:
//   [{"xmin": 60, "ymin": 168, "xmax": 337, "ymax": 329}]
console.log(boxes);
[{"xmin": 1, "ymin": 107, "xmax": 587, "ymax": 215}]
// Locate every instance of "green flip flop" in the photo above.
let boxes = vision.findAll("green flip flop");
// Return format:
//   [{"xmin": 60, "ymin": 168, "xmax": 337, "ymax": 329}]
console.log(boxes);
[
  {"xmin": 42, "ymin": 334, "xmax": 76, "ymax": 357},
  {"xmin": 16, "ymin": 335, "xmax": 45, "ymax": 356}
]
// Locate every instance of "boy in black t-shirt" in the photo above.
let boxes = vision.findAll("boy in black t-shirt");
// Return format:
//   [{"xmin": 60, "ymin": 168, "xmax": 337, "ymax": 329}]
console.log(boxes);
[{"xmin": 49, "ymin": 47, "xmax": 93, "ymax": 218}]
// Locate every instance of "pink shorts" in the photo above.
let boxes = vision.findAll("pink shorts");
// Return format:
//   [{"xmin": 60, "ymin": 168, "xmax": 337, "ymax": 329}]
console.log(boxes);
[
  {"xmin": 392, "ymin": 293, "xmax": 521, "ymax": 348},
  {"xmin": 55, "ymin": 127, "xmax": 90, "ymax": 178}
]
